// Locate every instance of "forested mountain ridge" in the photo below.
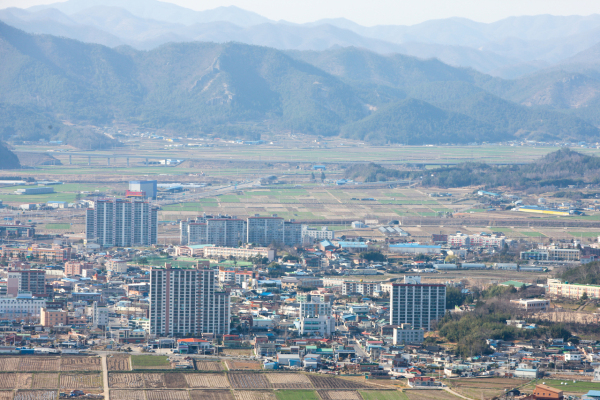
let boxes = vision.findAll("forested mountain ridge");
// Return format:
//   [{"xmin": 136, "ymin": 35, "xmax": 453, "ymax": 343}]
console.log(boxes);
[{"xmin": 0, "ymin": 21, "xmax": 599, "ymax": 145}]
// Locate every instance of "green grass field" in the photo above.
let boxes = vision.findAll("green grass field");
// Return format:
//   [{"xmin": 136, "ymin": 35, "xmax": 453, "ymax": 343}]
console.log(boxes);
[
  {"xmin": 360, "ymin": 391, "xmax": 406, "ymax": 400},
  {"xmin": 569, "ymin": 232, "xmax": 600, "ymax": 237},
  {"xmin": 519, "ymin": 231, "xmax": 546, "ymax": 237},
  {"xmin": 44, "ymin": 223, "xmax": 71, "ymax": 230},
  {"xmin": 275, "ymin": 390, "xmax": 320, "ymax": 400},
  {"xmin": 131, "ymin": 355, "xmax": 170, "ymax": 368}
]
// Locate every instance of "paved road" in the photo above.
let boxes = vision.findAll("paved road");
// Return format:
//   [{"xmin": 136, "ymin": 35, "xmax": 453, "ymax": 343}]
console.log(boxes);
[{"xmin": 101, "ymin": 354, "xmax": 109, "ymax": 400}]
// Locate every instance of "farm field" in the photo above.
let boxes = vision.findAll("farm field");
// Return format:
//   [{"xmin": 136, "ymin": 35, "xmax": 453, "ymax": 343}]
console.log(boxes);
[
  {"xmin": 111, "ymin": 391, "xmax": 146, "ymax": 400},
  {"xmin": 0, "ymin": 358, "xmax": 21, "ymax": 371},
  {"xmin": 60, "ymin": 357, "xmax": 102, "ymax": 371},
  {"xmin": 403, "ymin": 390, "xmax": 460, "ymax": 400},
  {"xmin": 60, "ymin": 373, "xmax": 102, "ymax": 389},
  {"xmin": 31, "ymin": 373, "xmax": 59, "ymax": 389},
  {"xmin": 143, "ymin": 373, "xmax": 166, "ymax": 388},
  {"xmin": 233, "ymin": 391, "xmax": 276, "ymax": 400},
  {"xmin": 0, "ymin": 373, "xmax": 32, "ymax": 389},
  {"xmin": 265, "ymin": 374, "xmax": 313, "ymax": 389},
  {"xmin": 164, "ymin": 373, "xmax": 188, "ymax": 388},
  {"xmin": 228, "ymin": 373, "xmax": 271, "ymax": 389},
  {"xmin": 220, "ymin": 349, "xmax": 253, "ymax": 357},
  {"xmin": 145, "ymin": 391, "xmax": 189, "ymax": 400},
  {"xmin": 274, "ymin": 391, "xmax": 319, "ymax": 400},
  {"xmin": 193, "ymin": 361, "xmax": 223, "ymax": 371},
  {"xmin": 445, "ymin": 377, "xmax": 529, "ymax": 400},
  {"xmin": 0, "ymin": 392, "xmax": 13, "ymax": 400},
  {"xmin": 359, "ymin": 392, "xmax": 405, "ymax": 400},
  {"xmin": 225, "ymin": 361, "xmax": 261, "ymax": 371},
  {"xmin": 318, "ymin": 390, "xmax": 362, "ymax": 400},
  {"xmin": 307, "ymin": 375, "xmax": 373, "ymax": 389},
  {"xmin": 189, "ymin": 390, "xmax": 234, "ymax": 400},
  {"xmin": 131, "ymin": 356, "xmax": 171, "ymax": 370},
  {"xmin": 20, "ymin": 358, "xmax": 61, "ymax": 372},
  {"xmin": 109, "ymin": 373, "xmax": 144, "ymax": 388},
  {"xmin": 108, "ymin": 356, "xmax": 131, "ymax": 371},
  {"xmin": 184, "ymin": 373, "xmax": 230, "ymax": 388},
  {"xmin": 14, "ymin": 391, "xmax": 56, "ymax": 400}
]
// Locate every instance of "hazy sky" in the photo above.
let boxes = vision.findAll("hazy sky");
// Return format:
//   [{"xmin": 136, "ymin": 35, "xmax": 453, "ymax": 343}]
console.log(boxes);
[{"xmin": 0, "ymin": 0, "xmax": 599, "ymax": 26}]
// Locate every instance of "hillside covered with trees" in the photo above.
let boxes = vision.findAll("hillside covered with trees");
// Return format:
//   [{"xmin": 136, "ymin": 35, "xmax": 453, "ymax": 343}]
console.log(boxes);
[
  {"xmin": 1, "ymin": 21, "xmax": 599, "ymax": 145},
  {"xmin": 346, "ymin": 149, "xmax": 600, "ymax": 189}
]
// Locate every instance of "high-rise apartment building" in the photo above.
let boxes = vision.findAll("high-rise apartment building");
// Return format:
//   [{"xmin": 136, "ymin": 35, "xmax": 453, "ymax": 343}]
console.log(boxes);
[
  {"xmin": 7, "ymin": 269, "xmax": 46, "ymax": 297},
  {"xmin": 390, "ymin": 276, "xmax": 446, "ymax": 331},
  {"xmin": 86, "ymin": 199, "xmax": 158, "ymax": 247},
  {"xmin": 150, "ymin": 264, "xmax": 230, "ymax": 337},
  {"xmin": 180, "ymin": 214, "xmax": 302, "ymax": 247},
  {"xmin": 247, "ymin": 216, "xmax": 284, "ymax": 246}
]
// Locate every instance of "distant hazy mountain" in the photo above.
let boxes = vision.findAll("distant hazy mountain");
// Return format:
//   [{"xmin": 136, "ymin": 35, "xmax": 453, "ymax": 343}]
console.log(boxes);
[
  {"xmin": 29, "ymin": 0, "xmax": 271, "ymax": 27},
  {"xmin": 0, "ymin": 1, "xmax": 594, "ymax": 78},
  {"xmin": 1, "ymin": 22, "xmax": 598, "ymax": 146}
]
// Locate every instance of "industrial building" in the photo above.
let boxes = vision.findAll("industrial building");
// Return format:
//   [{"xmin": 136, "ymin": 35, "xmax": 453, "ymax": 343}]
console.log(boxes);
[
  {"xmin": 388, "ymin": 243, "xmax": 442, "ymax": 254},
  {"xmin": 14, "ymin": 187, "xmax": 54, "ymax": 195},
  {"xmin": 128, "ymin": 180, "xmax": 158, "ymax": 200}
]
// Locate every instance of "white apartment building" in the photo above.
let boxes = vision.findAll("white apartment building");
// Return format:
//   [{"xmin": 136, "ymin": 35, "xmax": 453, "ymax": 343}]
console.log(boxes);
[
  {"xmin": 204, "ymin": 246, "xmax": 275, "ymax": 262},
  {"xmin": 247, "ymin": 215, "xmax": 284, "ymax": 246},
  {"xmin": 0, "ymin": 295, "xmax": 46, "ymax": 320},
  {"xmin": 90, "ymin": 301, "xmax": 109, "ymax": 328},
  {"xmin": 510, "ymin": 298, "xmax": 550, "ymax": 312},
  {"xmin": 390, "ymin": 277, "xmax": 446, "ymax": 331},
  {"xmin": 300, "ymin": 302, "xmax": 332, "ymax": 318},
  {"xmin": 296, "ymin": 315, "xmax": 335, "ymax": 336},
  {"xmin": 448, "ymin": 232, "xmax": 504, "ymax": 248},
  {"xmin": 548, "ymin": 278, "xmax": 600, "ymax": 299},
  {"xmin": 86, "ymin": 199, "xmax": 158, "ymax": 247},
  {"xmin": 393, "ymin": 324, "xmax": 425, "ymax": 345},
  {"xmin": 302, "ymin": 226, "xmax": 334, "ymax": 243},
  {"xmin": 342, "ymin": 281, "xmax": 381, "ymax": 296}
]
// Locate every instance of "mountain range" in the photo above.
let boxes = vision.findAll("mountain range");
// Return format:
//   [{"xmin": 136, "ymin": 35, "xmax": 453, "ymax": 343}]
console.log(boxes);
[
  {"xmin": 2, "ymin": 18, "xmax": 600, "ymax": 147},
  {"xmin": 2, "ymin": 0, "xmax": 600, "ymax": 78}
]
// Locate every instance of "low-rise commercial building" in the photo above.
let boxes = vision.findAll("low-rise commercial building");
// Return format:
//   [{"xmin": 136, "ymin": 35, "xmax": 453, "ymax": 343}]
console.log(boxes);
[{"xmin": 510, "ymin": 298, "xmax": 550, "ymax": 312}]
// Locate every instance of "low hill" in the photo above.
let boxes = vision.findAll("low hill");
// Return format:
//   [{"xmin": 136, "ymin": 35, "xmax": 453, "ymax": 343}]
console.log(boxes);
[
  {"xmin": 0, "ymin": 143, "xmax": 21, "ymax": 169},
  {"xmin": 419, "ymin": 148, "xmax": 600, "ymax": 189},
  {"xmin": 340, "ymin": 98, "xmax": 501, "ymax": 144},
  {"xmin": 345, "ymin": 149, "xmax": 600, "ymax": 189}
]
